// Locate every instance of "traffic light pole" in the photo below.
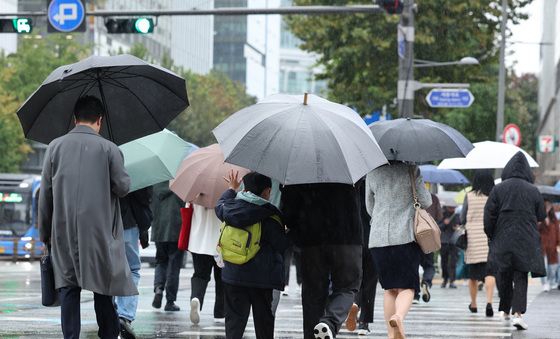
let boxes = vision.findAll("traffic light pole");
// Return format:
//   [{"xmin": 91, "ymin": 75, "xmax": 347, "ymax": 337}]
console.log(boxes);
[{"xmin": 397, "ymin": 0, "xmax": 415, "ymax": 118}]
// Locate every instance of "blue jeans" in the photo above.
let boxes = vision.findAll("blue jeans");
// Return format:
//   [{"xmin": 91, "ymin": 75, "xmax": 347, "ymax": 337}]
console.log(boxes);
[{"xmin": 115, "ymin": 227, "xmax": 141, "ymax": 321}]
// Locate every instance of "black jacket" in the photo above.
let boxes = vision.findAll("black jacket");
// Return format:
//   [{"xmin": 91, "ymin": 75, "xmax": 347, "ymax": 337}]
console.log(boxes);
[
  {"xmin": 280, "ymin": 183, "xmax": 363, "ymax": 247},
  {"xmin": 120, "ymin": 187, "xmax": 153, "ymax": 231},
  {"xmin": 215, "ymin": 189, "xmax": 291, "ymax": 290},
  {"xmin": 484, "ymin": 152, "xmax": 546, "ymax": 277},
  {"xmin": 151, "ymin": 182, "xmax": 184, "ymax": 242},
  {"xmin": 439, "ymin": 209, "xmax": 460, "ymax": 245}
]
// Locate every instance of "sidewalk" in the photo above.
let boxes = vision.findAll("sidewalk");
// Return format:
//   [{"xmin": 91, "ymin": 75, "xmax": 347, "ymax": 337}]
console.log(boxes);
[{"xmin": 513, "ymin": 289, "xmax": 560, "ymax": 339}]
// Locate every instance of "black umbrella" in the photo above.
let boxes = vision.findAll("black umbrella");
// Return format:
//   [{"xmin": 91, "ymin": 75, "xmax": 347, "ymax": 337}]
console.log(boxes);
[
  {"xmin": 17, "ymin": 54, "xmax": 188, "ymax": 145},
  {"xmin": 369, "ymin": 118, "xmax": 474, "ymax": 163},
  {"xmin": 536, "ymin": 185, "xmax": 560, "ymax": 202}
]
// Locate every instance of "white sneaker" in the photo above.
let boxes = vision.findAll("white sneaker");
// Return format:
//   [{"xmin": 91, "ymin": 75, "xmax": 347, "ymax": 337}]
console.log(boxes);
[
  {"xmin": 190, "ymin": 298, "xmax": 201, "ymax": 325},
  {"xmin": 512, "ymin": 316, "xmax": 528, "ymax": 330},
  {"xmin": 543, "ymin": 283, "xmax": 550, "ymax": 292},
  {"xmin": 282, "ymin": 286, "xmax": 290, "ymax": 296},
  {"xmin": 314, "ymin": 322, "xmax": 333, "ymax": 339},
  {"xmin": 499, "ymin": 311, "xmax": 510, "ymax": 320}
]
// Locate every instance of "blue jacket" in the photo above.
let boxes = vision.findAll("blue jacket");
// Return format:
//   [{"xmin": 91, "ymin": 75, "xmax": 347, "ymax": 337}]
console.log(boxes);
[{"xmin": 215, "ymin": 189, "xmax": 290, "ymax": 290}]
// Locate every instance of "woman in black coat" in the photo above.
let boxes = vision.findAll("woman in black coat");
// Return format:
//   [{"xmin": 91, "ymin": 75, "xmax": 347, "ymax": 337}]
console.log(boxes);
[{"xmin": 484, "ymin": 152, "xmax": 546, "ymax": 331}]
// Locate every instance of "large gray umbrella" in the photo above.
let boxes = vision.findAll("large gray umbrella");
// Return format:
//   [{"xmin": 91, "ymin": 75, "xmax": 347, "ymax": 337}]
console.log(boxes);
[
  {"xmin": 213, "ymin": 94, "xmax": 387, "ymax": 185},
  {"xmin": 370, "ymin": 118, "xmax": 474, "ymax": 163},
  {"xmin": 17, "ymin": 54, "xmax": 188, "ymax": 145}
]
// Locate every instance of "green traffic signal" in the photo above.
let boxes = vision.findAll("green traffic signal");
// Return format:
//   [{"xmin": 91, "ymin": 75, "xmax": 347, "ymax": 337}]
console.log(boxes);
[
  {"xmin": 105, "ymin": 17, "xmax": 154, "ymax": 34},
  {"xmin": 0, "ymin": 18, "xmax": 32, "ymax": 34}
]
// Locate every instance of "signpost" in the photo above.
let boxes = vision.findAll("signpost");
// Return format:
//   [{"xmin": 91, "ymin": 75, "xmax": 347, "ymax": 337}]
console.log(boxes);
[
  {"xmin": 502, "ymin": 123, "xmax": 522, "ymax": 147},
  {"xmin": 538, "ymin": 135, "xmax": 556, "ymax": 153},
  {"xmin": 47, "ymin": 0, "xmax": 86, "ymax": 33},
  {"xmin": 425, "ymin": 88, "xmax": 474, "ymax": 108}
]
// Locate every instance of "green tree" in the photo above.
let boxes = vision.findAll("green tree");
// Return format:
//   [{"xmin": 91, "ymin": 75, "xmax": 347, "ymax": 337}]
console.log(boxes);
[
  {"xmin": 287, "ymin": 0, "xmax": 532, "ymax": 115},
  {"xmin": 0, "ymin": 35, "xmax": 90, "ymax": 172}
]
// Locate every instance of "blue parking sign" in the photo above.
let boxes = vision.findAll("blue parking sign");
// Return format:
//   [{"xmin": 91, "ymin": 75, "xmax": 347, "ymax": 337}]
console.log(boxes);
[{"xmin": 47, "ymin": 0, "xmax": 86, "ymax": 33}]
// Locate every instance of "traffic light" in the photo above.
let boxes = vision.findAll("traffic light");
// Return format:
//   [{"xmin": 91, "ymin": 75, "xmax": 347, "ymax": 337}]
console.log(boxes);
[
  {"xmin": 105, "ymin": 18, "xmax": 155, "ymax": 34},
  {"xmin": 377, "ymin": 0, "xmax": 404, "ymax": 14},
  {"xmin": 0, "ymin": 18, "xmax": 33, "ymax": 34}
]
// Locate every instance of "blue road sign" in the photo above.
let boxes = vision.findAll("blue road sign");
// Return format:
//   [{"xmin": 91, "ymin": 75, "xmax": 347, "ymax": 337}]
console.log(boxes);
[
  {"xmin": 47, "ymin": 0, "xmax": 85, "ymax": 33},
  {"xmin": 426, "ymin": 89, "xmax": 474, "ymax": 108}
]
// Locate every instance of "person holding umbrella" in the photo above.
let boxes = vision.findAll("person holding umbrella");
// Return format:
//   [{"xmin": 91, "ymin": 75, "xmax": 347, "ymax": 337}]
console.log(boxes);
[
  {"xmin": 484, "ymin": 152, "xmax": 546, "ymax": 330},
  {"xmin": 38, "ymin": 96, "xmax": 136, "ymax": 339},
  {"xmin": 460, "ymin": 170, "xmax": 496, "ymax": 317}
]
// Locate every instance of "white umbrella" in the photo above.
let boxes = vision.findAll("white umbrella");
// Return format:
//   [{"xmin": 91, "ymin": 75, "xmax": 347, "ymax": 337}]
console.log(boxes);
[
  {"xmin": 438, "ymin": 141, "xmax": 538, "ymax": 169},
  {"xmin": 213, "ymin": 93, "xmax": 387, "ymax": 185}
]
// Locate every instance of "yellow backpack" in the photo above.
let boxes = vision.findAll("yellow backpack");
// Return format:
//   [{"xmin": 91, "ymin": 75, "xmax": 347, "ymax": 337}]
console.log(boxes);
[{"xmin": 217, "ymin": 215, "xmax": 281, "ymax": 265}]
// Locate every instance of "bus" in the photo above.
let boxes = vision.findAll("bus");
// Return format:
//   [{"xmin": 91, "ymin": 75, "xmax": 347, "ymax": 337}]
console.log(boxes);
[{"xmin": 0, "ymin": 174, "xmax": 43, "ymax": 258}]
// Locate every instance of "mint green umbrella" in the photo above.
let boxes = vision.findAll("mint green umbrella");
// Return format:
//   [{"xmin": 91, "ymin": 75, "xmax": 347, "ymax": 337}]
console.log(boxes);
[{"xmin": 120, "ymin": 129, "xmax": 197, "ymax": 192}]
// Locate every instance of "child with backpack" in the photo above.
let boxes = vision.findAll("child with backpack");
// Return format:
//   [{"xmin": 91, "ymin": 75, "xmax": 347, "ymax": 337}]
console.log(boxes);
[{"xmin": 215, "ymin": 170, "xmax": 291, "ymax": 339}]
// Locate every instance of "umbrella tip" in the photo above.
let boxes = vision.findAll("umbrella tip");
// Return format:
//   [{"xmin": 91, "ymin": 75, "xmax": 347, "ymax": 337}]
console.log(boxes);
[{"xmin": 303, "ymin": 93, "xmax": 308, "ymax": 105}]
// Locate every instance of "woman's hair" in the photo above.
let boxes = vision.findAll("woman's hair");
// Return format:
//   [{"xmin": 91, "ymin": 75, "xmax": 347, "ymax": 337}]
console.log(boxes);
[{"xmin": 472, "ymin": 169, "xmax": 494, "ymax": 196}]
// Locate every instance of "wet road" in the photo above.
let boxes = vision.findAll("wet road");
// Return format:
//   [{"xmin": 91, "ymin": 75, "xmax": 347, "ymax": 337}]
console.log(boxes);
[{"xmin": 0, "ymin": 258, "xmax": 541, "ymax": 338}]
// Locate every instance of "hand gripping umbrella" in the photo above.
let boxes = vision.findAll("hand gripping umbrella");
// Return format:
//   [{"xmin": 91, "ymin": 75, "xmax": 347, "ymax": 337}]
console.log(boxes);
[
  {"xmin": 213, "ymin": 93, "xmax": 387, "ymax": 185},
  {"xmin": 17, "ymin": 54, "xmax": 189, "ymax": 145}
]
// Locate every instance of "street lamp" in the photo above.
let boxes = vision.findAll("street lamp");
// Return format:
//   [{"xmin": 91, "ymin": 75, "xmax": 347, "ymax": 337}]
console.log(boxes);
[{"xmin": 413, "ymin": 56, "xmax": 479, "ymax": 68}]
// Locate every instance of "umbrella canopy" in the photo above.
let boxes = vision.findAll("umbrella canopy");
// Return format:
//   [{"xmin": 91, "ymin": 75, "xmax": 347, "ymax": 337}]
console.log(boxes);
[
  {"xmin": 120, "ymin": 129, "xmax": 197, "ymax": 192},
  {"xmin": 419, "ymin": 165, "xmax": 469, "ymax": 185},
  {"xmin": 369, "ymin": 118, "xmax": 474, "ymax": 163},
  {"xmin": 438, "ymin": 141, "xmax": 538, "ymax": 169},
  {"xmin": 536, "ymin": 185, "xmax": 560, "ymax": 202},
  {"xmin": 213, "ymin": 93, "xmax": 387, "ymax": 185},
  {"xmin": 170, "ymin": 144, "xmax": 250, "ymax": 208},
  {"xmin": 17, "ymin": 54, "xmax": 189, "ymax": 145}
]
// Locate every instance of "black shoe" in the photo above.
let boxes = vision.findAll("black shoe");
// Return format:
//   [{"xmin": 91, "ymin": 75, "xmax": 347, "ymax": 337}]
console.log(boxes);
[
  {"xmin": 119, "ymin": 317, "xmax": 137, "ymax": 339},
  {"xmin": 164, "ymin": 301, "xmax": 181, "ymax": 312},
  {"xmin": 478, "ymin": 282, "xmax": 484, "ymax": 291},
  {"xmin": 449, "ymin": 283, "xmax": 458, "ymax": 289},
  {"xmin": 441, "ymin": 280, "xmax": 448, "ymax": 288},
  {"xmin": 486, "ymin": 303, "xmax": 494, "ymax": 317},
  {"xmin": 421, "ymin": 281, "xmax": 431, "ymax": 303},
  {"xmin": 468, "ymin": 304, "xmax": 478, "ymax": 313},
  {"xmin": 152, "ymin": 291, "xmax": 163, "ymax": 309}
]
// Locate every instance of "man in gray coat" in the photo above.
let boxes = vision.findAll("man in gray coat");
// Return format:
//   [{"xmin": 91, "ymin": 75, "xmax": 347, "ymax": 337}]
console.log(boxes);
[{"xmin": 39, "ymin": 96, "xmax": 137, "ymax": 339}]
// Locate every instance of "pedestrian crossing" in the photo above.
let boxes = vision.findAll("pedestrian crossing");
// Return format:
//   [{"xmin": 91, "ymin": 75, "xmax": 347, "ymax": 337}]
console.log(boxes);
[{"xmin": 0, "ymin": 261, "xmax": 542, "ymax": 338}]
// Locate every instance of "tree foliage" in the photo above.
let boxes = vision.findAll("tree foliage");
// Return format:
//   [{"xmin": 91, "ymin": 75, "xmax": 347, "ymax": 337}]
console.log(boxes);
[{"xmin": 0, "ymin": 35, "xmax": 89, "ymax": 172}]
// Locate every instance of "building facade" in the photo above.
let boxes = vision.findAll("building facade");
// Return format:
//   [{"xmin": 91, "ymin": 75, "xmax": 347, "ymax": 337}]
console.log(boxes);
[
  {"xmin": 94, "ymin": 0, "xmax": 214, "ymax": 74},
  {"xmin": 278, "ymin": 0, "xmax": 326, "ymax": 95},
  {"xmin": 213, "ymin": 0, "xmax": 280, "ymax": 99},
  {"xmin": 537, "ymin": 0, "xmax": 560, "ymax": 181}
]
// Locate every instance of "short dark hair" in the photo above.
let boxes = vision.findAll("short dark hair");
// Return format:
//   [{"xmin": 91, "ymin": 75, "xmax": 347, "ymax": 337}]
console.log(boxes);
[
  {"xmin": 74, "ymin": 96, "xmax": 104, "ymax": 123},
  {"xmin": 243, "ymin": 172, "xmax": 272, "ymax": 196},
  {"xmin": 472, "ymin": 169, "xmax": 495, "ymax": 196}
]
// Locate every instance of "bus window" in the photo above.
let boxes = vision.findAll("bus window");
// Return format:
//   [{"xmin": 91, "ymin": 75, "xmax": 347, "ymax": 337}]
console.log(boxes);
[{"xmin": 0, "ymin": 191, "xmax": 31, "ymax": 236}]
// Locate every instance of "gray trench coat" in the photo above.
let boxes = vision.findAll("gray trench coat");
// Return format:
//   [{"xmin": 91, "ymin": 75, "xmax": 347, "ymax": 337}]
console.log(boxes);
[{"xmin": 39, "ymin": 125, "xmax": 138, "ymax": 296}]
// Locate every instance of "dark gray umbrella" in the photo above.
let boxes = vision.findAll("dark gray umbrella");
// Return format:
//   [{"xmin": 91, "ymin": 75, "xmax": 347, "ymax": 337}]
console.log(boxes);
[
  {"xmin": 536, "ymin": 185, "xmax": 560, "ymax": 202},
  {"xmin": 17, "ymin": 54, "xmax": 188, "ymax": 145},
  {"xmin": 370, "ymin": 118, "xmax": 473, "ymax": 163}
]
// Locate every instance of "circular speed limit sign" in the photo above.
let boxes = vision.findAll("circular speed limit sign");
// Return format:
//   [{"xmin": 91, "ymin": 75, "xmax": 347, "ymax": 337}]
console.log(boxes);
[{"xmin": 502, "ymin": 123, "xmax": 522, "ymax": 146}]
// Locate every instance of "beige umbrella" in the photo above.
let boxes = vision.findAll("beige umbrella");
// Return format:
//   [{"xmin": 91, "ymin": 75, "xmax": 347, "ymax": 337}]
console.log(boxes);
[{"xmin": 170, "ymin": 144, "xmax": 250, "ymax": 208}]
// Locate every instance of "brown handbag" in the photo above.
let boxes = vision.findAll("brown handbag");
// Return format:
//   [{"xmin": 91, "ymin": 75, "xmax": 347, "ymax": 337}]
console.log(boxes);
[{"xmin": 409, "ymin": 167, "xmax": 441, "ymax": 254}]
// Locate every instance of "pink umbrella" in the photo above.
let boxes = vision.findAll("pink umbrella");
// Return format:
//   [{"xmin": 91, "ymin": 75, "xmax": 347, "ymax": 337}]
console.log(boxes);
[{"xmin": 170, "ymin": 144, "xmax": 250, "ymax": 208}]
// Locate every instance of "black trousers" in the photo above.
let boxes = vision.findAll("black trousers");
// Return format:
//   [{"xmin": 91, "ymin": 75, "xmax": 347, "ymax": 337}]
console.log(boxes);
[
  {"xmin": 301, "ymin": 245, "xmax": 362, "ymax": 339},
  {"xmin": 440, "ymin": 244, "xmax": 458, "ymax": 283},
  {"xmin": 415, "ymin": 252, "xmax": 435, "ymax": 298},
  {"xmin": 223, "ymin": 283, "xmax": 274, "ymax": 339},
  {"xmin": 283, "ymin": 245, "xmax": 303, "ymax": 286},
  {"xmin": 154, "ymin": 241, "xmax": 184, "ymax": 302},
  {"xmin": 191, "ymin": 252, "xmax": 225, "ymax": 318},
  {"xmin": 498, "ymin": 269, "xmax": 528, "ymax": 315},
  {"xmin": 59, "ymin": 286, "xmax": 119, "ymax": 339},
  {"xmin": 355, "ymin": 247, "xmax": 378, "ymax": 324}
]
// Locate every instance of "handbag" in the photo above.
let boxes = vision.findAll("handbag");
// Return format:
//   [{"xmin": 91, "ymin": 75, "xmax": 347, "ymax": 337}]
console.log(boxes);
[
  {"xmin": 40, "ymin": 247, "xmax": 60, "ymax": 307},
  {"xmin": 178, "ymin": 204, "xmax": 194, "ymax": 251},
  {"xmin": 455, "ymin": 230, "xmax": 468, "ymax": 250},
  {"xmin": 409, "ymin": 167, "xmax": 441, "ymax": 254}
]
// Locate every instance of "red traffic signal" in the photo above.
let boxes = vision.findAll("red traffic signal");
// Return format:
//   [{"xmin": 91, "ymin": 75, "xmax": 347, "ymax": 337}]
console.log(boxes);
[{"xmin": 377, "ymin": 0, "xmax": 404, "ymax": 14}]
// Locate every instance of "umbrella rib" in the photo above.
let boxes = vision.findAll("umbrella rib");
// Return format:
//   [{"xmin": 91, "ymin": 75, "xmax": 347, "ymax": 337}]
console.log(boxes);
[{"xmin": 101, "ymin": 78, "xmax": 163, "ymax": 129}]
